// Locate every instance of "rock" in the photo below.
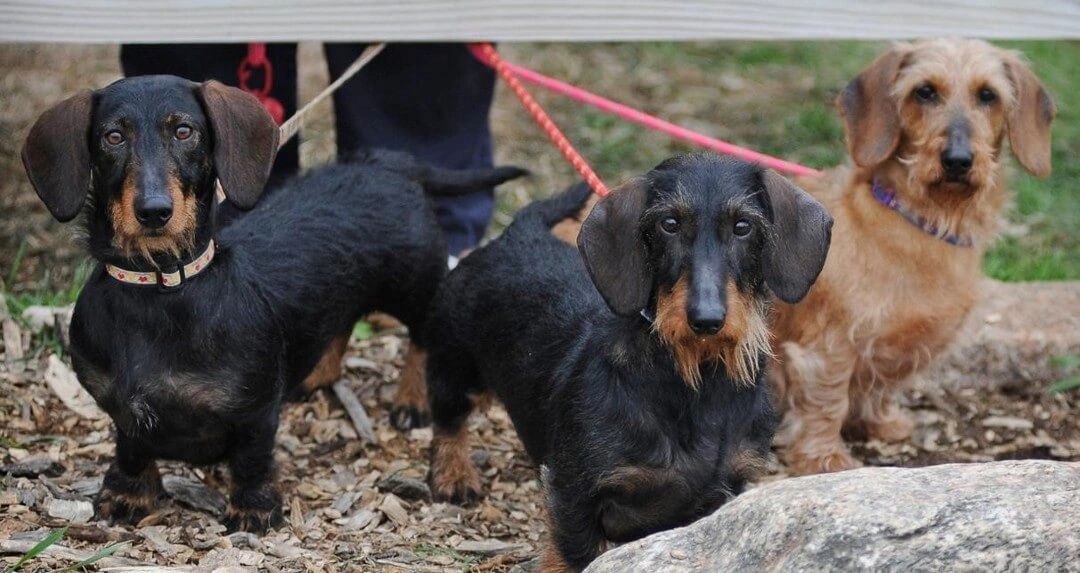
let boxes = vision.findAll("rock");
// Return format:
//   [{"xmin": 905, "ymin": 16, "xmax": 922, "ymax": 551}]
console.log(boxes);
[
  {"xmin": 163, "ymin": 474, "xmax": 227, "ymax": 517},
  {"xmin": 377, "ymin": 474, "xmax": 432, "ymax": 502},
  {"xmin": 46, "ymin": 498, "xmax": 94, "ymax": 523},
  {"xmin": 585, "ymin": 461, "xmax": 1080, "ymax": 572},
  {"xmin": 927, "ymin": 280, "xmax": 1079, "ymax": 389},
  {"xmin": 1, "ymin": 453, "xmax": 63, "ymax": 477}
]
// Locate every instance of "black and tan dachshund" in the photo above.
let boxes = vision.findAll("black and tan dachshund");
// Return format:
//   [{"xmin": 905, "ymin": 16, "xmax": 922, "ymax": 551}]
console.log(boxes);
[
  {"xmin": 424, "ymin": 154, "xmax": 832, "ymax": 571},
  {"xmin": 21, "ymin": 75, "xmax": 524, "ymax": 533}
]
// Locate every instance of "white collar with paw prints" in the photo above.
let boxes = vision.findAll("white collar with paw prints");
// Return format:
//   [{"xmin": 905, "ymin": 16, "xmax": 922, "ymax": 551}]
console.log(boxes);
[{"xmin": 105, "ymin": 240, "xmax": 216, "ymax": 290}]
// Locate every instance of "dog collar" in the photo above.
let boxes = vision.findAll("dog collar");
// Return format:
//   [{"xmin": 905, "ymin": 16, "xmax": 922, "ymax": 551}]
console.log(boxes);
[
  {"xmin": 105, "ymin": 240, "xmax": 216, "ymax": 289},
  {"xmin": 870, "ymin": 179, "xmax": 973, "ymax": 248}
]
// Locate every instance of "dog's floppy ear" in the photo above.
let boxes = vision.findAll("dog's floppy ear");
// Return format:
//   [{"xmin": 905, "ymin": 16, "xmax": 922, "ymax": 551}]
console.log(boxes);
[
  {"xmin": 198, "ymin": 80, "xmax": 279, "ymax": 209},
  {"xmin": 761, "ymin": 170, "xmax": 833, "ymax": 304},
  {"xmin": 1002, "ymin": 53, "xmax": 1055, "ymax": 178},
  {"xmin": 578, "ymin": 178, "xmax": 651, "ymax": 316},
  {"xmin": 21, "ymin": 90, "xmax": 94, "ymax": 222},
  {"xmin": 837, "ymin": 46, "xmax": 908, "ymax": 168}
]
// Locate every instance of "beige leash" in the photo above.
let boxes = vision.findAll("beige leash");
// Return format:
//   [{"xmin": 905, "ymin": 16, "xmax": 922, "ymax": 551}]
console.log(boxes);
[{"xmin": 216, "ymin": 42, "xmax": 386, "ymax": 203}]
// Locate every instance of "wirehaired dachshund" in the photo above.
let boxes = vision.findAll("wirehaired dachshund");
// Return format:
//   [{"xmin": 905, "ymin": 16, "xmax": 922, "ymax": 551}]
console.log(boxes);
[
  {"xmin": 423, "ymin": 153, "xmax": 833, "ymax": 571},
  {"xmin": 770, "ymin": 39, "xmax": 1055, "ymax": 475},
  {"xmin": 20, "ymin": 75, "xmax": 524, "ymax": 533}
]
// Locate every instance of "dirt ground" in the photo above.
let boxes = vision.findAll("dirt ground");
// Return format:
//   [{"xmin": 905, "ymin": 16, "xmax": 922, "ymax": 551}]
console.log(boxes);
[{"xmin": 1, "ymin": 44, "xmax": 1077, "ymax": 572}]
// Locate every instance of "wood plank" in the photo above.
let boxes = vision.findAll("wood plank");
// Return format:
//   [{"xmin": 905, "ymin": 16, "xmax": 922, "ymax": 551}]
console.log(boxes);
[{"xmin": 0, "ymin": 0, "xmax": 1077, "ymax": 43}]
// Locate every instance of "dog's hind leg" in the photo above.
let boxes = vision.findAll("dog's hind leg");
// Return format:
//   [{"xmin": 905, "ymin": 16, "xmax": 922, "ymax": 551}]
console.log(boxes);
[
  {"xmin": 301, "ymin": 334, "xmax": 349, "ymax": 393},
  {"xmin": 427, "ymin": 348, "xmax": 483, "ymax": 504},
  {"xmin": 224, "ymin": 409, "xmax": 284, "ymax": 534},
  {"xmin": 391, "ymin": 342, "xmax": 432, "ymax": 430},
  {"xmin": 551, "ymin": 193, "xmax": 600, "ymax": 246},
  {"xmin": 95, "ymin": 431, "xmax": 165, "ymax": 524}
]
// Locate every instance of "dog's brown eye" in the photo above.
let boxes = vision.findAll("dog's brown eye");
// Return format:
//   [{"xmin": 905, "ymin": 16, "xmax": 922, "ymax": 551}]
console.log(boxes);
[
  {"xmin": 914, "ymin": 84, "xmax": 938, "ymax": 103},
  {"xmin": 660, "ymin": 217, "xmax": 680, "ymax": 234},
  {"xmin": 733, "ymin": 219, "xmax": 752, "ymax": 237},
  {"xmin": 104, "ymin": 130, "xmax": 124, "ymax": 145},
  {"xmin": 175, "ymin": 125, "xmax": 193, "ymax": 140},
  {"xmin": 977, "ymin": 87, "xmax": 997, "ymax": 105}
]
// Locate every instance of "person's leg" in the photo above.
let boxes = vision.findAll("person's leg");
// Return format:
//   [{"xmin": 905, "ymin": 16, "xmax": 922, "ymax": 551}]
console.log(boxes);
[
  {"xmin": 120, "ymin": 44, "xmax": 299, "ymax": 189},
  {"xmin": 323, "ymin": 43, "xmax": 497, "ymax": 255}
]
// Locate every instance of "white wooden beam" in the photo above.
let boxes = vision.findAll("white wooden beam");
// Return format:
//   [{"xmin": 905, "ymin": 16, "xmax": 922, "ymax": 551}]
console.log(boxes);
[{"xmin": 0, "ymin": 0, "xmax": 1077, "ymax": 43}]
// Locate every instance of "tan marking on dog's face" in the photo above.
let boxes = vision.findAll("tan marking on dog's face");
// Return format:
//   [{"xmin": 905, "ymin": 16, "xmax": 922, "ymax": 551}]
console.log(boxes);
[
  {"xmin": 653, "ymin": 278, "xmax": 769, "ymax": 388},
  {"xmin": 109, "ymin": 168, "xmax": 198, "ymax": 261},
  {"xmin": 891, "ymin": 39, "xmax": 1013, "ymax": 198}
]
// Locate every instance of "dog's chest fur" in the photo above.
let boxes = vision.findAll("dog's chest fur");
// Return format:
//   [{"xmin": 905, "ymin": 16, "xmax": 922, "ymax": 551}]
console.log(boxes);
[
  {"xmin": 778, "ymin": 175, "xmax": 982, "ymax": 382},
  {"xmin": 68, "ymin": 272, "xmax": 279, "ymax": 453}
]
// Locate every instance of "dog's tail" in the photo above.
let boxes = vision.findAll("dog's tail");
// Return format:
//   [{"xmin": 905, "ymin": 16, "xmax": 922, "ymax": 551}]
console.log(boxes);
[
  {"xmin": 348, "ymin": 148, "xmax": 528, "ymax": 196},
  {"xmin": 510, "ymin": 181, "xmax": 595, "ymax": 231},
  {"xmin": 420, "ymin": 164, "xmax": 529, "ymax": 196}
]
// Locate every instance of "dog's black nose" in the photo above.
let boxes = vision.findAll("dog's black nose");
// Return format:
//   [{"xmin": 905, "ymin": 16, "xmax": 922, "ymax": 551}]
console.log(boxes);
[
  {"xmin": 941, "ymin": 148, "xmax": 973, "ymax": 177},
  {"xmin": 135, "ymin": 195, "xmax": 173, "ymax": 229},
  {"xmin": 689, "ymin": 313, "xmax": 724, "ymax": 335}
]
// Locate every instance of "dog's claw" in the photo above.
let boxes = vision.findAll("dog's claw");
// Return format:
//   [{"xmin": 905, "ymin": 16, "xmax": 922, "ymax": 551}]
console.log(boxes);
[{"xmin": 391, "ymin": 405, "xmax": 432, "ymax": 431}]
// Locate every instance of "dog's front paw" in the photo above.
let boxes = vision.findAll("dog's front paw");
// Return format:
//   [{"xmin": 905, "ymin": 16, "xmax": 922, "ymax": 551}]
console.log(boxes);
[
  {"xmin": 430, "ymin": 470, "xmax": 483, "ymax": 505},
  {"xmin": 224, "ymin": 486, "xmax": 283, "ymax": 534},
  {"xmin": 95, "ymin": 487, "xmax": 160, "ymax": 525},
  {"xmin": 429, "ymin": 455, "xmax": 483, "ymax": 505},
  {"xmin": 786, "ymin": 450, "xmax": 863, "ymax": 476},
  {"xmin": 223, "ymin": 504, "xmax": 285, "ymax": 534},
  {"xmin": 862, "ymin": 410, "xmax": 915, "ymax": 443},
  {"xmin": 95, "ymin": 464, "xmax": 165, "ymax": 525},
  {"xmin": 391, "ymin": 405, "xmax": 432, "ymax": 431}
]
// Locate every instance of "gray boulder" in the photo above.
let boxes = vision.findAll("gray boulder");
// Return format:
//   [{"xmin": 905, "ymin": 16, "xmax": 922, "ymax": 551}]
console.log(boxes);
[
  {"xmin": 927, "ymin": 280, "xmax": 1079, "ymax": 390},
  {"xmin": 586, "ymin": 461, "xmax": 1080, "ymax": 572}
]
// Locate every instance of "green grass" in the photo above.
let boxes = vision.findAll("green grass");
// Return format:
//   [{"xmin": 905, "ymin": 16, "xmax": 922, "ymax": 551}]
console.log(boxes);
[
  {"xmin": 509, "ymin": 40, "xmax": 1076, "ymax": 281},
  {"xmin": 2, "ymin": 260, "xmax": 90, "ymax": 358},
  {"xmin": 3, "ymin": 526, "xmax": 129, "ymax": 572}
]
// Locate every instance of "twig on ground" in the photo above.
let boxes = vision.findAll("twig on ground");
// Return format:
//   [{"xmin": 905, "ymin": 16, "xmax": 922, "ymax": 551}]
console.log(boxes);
[{"xmin": 332, "ymin": 379, "xmax": 376, "ymax": 443}]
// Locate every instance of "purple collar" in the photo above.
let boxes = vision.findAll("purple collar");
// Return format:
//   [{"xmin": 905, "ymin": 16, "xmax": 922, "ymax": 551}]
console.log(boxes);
[{"xmin": 870, "ymin": 179, "xmax": 973, "ymax": 248}]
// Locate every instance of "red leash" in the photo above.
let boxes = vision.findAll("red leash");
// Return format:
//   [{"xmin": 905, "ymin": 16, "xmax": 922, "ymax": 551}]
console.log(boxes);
[
  {"xmin": 470, "ymin": 43, "xmax": 822, "ymax": 191},
  {"xmin": 469, "ymin": 43, "xmax": 611, "ymax": 197}
]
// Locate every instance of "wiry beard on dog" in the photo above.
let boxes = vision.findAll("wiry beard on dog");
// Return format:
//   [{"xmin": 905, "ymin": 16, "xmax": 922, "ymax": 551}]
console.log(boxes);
[
  {"xmin": 653, "ymin": 278, "xmax": 771, "ymax": 389},
  {"xmin": 108, "ymin": 171, "xmax": 200, "ymax": 265}
]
